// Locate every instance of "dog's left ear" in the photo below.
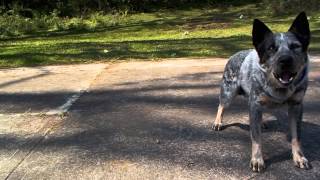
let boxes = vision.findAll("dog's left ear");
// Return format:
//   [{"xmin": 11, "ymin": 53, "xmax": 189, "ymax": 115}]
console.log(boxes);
[
  {"xmin": 288, "ymin": 12, "xmax": 310, "ymax": 51},
  {"xmin": 252, "ymin": 19, "xmax": 274, "ymax": 62},
  {"xmin": 252, "ymin": 19, "xmax": 273, "ymax": 50}
]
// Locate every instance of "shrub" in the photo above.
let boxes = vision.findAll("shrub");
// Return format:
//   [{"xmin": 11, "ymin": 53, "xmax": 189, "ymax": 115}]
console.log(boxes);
[{"xmin": 263, "ymin": 0, "xmax": 320, "ymax": 15}]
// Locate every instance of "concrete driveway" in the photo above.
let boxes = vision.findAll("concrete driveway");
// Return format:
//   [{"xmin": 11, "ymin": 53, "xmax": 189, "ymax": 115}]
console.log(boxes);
[{"xmin": 0, "ymin": 57, "xmax": 320, "ymax": 179}]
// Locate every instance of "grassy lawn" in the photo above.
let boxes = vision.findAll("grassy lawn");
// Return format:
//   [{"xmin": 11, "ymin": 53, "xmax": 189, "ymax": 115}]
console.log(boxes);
[{"xmin": 0, "ymin": 4, "xmax": 319, "ymax": 68}]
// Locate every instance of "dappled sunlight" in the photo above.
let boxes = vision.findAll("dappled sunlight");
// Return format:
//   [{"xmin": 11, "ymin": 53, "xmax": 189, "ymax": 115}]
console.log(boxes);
[
  {"xmin": 0, "ymin": 1, "xmax": 319, "ymax": 179},
  {"xmin": 0, "ymin": 4, "xmax": 319, "ymax": 67},
  {"xmin": 0, "ymin": 60, "xmax": 320, "ymax": 178}
]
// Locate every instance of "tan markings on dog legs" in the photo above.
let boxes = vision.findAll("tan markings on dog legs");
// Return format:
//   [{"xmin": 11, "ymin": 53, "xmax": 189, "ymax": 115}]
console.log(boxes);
[
  {"xmin": 292, "ymin": 139, "xmax": 301, "ymax": 154},
  {"xmin": 292, "ymin": 138, "xmax": 309, "ymax": 168},
  {"xmin": 290, "ymin": 118, "xmax": 302, "ymax": 155},
  {"xmin": 291, "ymin": 118, "xmax": 300, "ymax": 152},
  {"xmin": 250, "ymin": 140, "xmax": 265, "ymax": 172},
  {"xmin": 212, "ymin": 104, "xmax": 224, "ymax": 131},
  {"xmin": 290, "ymin": 118, "xmax": 309, "ymax": 169}
]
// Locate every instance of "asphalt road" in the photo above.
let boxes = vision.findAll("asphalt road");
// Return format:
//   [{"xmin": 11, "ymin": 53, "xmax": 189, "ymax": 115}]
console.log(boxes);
[{"xmin": 0, "ymin": 57, "xmax": 320, "ymax": 179}]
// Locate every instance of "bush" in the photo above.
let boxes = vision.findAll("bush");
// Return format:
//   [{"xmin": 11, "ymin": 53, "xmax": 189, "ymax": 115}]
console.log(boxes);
[
  {"xmin": 264, "ymin": 0, "xmax": 320, "ymax": 15},
  {"xmin": 0, "ymin": 0, "xmax": 258, "ymax": 16},
  {"xmin": 0, "ymin": 8, "xmax": 64, "ymax": 37},
  {"xmin": 0, "ymin": 8, "xmax": 130, "ymax": 38},
  {"xmin": 0, "ymin": 12, "xmax": 35, "ymax": 37}
]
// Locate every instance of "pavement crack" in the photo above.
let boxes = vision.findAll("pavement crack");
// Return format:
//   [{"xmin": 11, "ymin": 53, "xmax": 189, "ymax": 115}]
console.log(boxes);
[
  {"xmin": 47, "ymin": 63, "xmax": 109, "ymax": 115},
  {"xmin": 4, "ymin": 127, "xmax": 52, "ymax": 180}
]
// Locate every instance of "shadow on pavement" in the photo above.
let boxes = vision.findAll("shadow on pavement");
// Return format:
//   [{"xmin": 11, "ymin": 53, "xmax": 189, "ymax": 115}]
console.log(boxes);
[{"xmin": 1, "ymin": 70, "xmax": 320, "ymax": 178}]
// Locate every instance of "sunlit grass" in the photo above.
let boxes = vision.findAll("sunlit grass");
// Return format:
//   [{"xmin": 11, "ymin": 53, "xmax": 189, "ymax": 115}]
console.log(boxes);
[{"xmin": 0, "ymin": 4, "xmax": 319, "ymax": 68}]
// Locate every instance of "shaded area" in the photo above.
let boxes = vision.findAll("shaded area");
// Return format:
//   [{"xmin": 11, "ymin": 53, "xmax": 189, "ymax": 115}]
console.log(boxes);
[
  {"xmin": 0, "ymin": 0, "xmax": 259, "ymax": 15},
  {"xmin": 0, "ymin": 68, "xmax": 70, "ymax": 113},
  {"xmin": 0, "ymin": 69, "xmax": 50, "ymax": 88},
  {"xmin": 1, "ymin": 68, "xmax": 319, "ymax": 179},
  {"xmin": 0, "ymin": 92, "xmax": 74, "ymax": 113}
]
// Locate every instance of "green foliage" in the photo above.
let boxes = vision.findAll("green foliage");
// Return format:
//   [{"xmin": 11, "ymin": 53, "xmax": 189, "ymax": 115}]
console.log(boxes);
[
  {"xmin": 0, "ymin": 4, "xmax": 319, "ymax": 68},
  {"xmin": 0, "ymin": 11, "xmax": 34, "ymax": 37},
  {"xmin": 0, "ymin": 0, "xmax": 317, "ymax": 38},
  {"xmin": 263, "ymin": 0, "xmax": 320, "ymax": 15},
  {"xmin": 0, "ymin": 9, "xmax": 130, "ymax": 38},
  {"xmin": 0, "ymin": 1, "xmax": 258, "ymax": 16}
]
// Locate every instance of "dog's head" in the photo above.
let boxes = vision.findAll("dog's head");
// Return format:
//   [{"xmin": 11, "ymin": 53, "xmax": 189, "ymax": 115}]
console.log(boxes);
[{"xmin": 252, "ymin": 12, "xmax": 310, "ymax": 87}]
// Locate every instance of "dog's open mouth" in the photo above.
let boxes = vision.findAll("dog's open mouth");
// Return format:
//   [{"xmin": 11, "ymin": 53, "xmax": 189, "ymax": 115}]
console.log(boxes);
[{"xmin": 274, "ymin": 71, "xmax": 297, "ymax": 85}]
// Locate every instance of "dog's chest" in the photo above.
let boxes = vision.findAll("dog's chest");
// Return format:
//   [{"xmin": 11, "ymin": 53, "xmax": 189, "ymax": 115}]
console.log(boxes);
[
  {"xmin": 257, "ymin": 93, "xmax": 287, "ymax": 108},
  {"xmin": 238, "ymin": 50, "xmax": 260, "ymax": 95}
]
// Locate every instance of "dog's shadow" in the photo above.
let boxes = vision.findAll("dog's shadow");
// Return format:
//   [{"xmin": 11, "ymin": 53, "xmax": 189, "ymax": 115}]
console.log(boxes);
[{"xmin": 221, "ymin": 113, "xmax": 320, "ymax": 168}]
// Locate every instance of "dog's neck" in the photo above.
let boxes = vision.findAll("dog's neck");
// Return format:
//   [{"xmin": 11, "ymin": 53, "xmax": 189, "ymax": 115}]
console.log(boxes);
[{"xmin": 256, "ymin": 65, "xmax": 308, "ymax": 103}]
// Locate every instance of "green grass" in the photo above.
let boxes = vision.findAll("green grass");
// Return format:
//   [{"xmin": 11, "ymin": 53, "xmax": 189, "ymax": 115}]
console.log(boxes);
[{"xmin": 0, "ymin": 4, "xmax": 319, "ymax": 68}]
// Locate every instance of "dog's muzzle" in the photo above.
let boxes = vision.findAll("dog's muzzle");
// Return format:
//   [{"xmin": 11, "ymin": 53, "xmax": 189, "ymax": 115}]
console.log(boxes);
[
  {"xmin": 273, "ymin": 56, "xmax": 298, "ymax": 85},
  {"xmin": 273, "ymin": 71, "xmax": 297, "ymax": 85}
]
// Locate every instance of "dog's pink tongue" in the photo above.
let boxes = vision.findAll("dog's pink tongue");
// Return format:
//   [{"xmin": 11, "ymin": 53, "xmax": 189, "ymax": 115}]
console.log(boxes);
[{"xmin": 281, "ymin": 72, "xmax": 291, "ymax": 82}]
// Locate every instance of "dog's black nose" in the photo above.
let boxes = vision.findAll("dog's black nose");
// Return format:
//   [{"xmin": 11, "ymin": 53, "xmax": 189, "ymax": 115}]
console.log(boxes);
[{"xmin": 278, "ymin": 56, "xmax": 294, "ymax": 67}]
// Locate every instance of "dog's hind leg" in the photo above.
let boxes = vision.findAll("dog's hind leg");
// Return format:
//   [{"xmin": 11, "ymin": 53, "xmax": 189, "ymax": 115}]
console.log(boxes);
[
  {"xmin": 213, "ymin": 104, "xmax": 225, "ymax": 131},
  {"xmin": 212, "ymin": 50, "xmax": 248, "ymax": 131},
  {"xmin": 212, "ymin": 79, "xmax": 239, "ymax": 131}
]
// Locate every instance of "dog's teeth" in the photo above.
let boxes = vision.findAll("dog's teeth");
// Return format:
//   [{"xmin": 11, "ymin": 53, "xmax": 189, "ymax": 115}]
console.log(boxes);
[
  {"xmin": 279, "ymin": 78, "xmax": 290, "ymax": 84},
  {"xmin": 278, "ymin": 77, "xmax": 294, "ymax": 84},
  {"xmin": 279, "ymin": 78, "xmax": 286, "ymax": 83}
]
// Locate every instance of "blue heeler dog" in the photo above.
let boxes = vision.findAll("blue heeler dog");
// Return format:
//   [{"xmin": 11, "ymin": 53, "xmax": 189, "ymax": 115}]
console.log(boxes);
[{"xmin": 213, "ymin": 12, "xmax": 311, "ymax": 172}]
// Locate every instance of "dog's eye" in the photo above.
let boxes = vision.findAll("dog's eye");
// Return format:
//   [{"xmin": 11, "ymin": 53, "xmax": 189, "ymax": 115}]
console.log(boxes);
[
  {"xmin": 290, "ymin": 43, "xmax": 301, "ymax": 50},
  {"xmin": 290, "ymin": 44, "xmax": 301, "ymax": 49},
  {"xmin": 268, "ymin": 45, "xmax": 276, "ymax": 51}
]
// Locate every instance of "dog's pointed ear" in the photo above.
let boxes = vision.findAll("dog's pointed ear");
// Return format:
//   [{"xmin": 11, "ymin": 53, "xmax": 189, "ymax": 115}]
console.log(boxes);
[
  {"xmin": 288, "ymin": 12, "xmax": 310, "ymax": 51},
  {"xmin": 252, "ymin": 19, "xmax": 273, "ymax": 49}
]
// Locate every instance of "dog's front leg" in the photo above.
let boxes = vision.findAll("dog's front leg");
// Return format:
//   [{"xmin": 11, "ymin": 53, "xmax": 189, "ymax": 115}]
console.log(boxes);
[
  {"xmin": 249, "ymin": 101, "xmax": 265, "ymax": 172},
  {"xmin": 288, "ymin": 102, "xmax": 310, "ymax": 169}
]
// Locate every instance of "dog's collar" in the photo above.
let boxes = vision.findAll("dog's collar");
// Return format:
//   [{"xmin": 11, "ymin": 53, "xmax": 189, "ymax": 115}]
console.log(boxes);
[{"xmin": 294, "ymin": 66, "xmax": 308, "ymax": 86}]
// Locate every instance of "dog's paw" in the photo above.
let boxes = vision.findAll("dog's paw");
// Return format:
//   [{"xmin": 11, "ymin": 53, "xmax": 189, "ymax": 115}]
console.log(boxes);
[
  {"xmin": 293, "ymin": 154, "xmax": 310, "ymax": 169},
  {"xmin": 212, "ymin": 123, "xmax": 222, "ymax": 131},
  {"xmin": 250, "ymin": 157, "xmax": 265, "ymax": 172}
]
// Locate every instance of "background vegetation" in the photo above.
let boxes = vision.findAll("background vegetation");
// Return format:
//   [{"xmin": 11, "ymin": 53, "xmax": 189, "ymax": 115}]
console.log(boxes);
[{"xmin": 0, "ymin": 0, "xmax": 319, "ymax": 67}]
